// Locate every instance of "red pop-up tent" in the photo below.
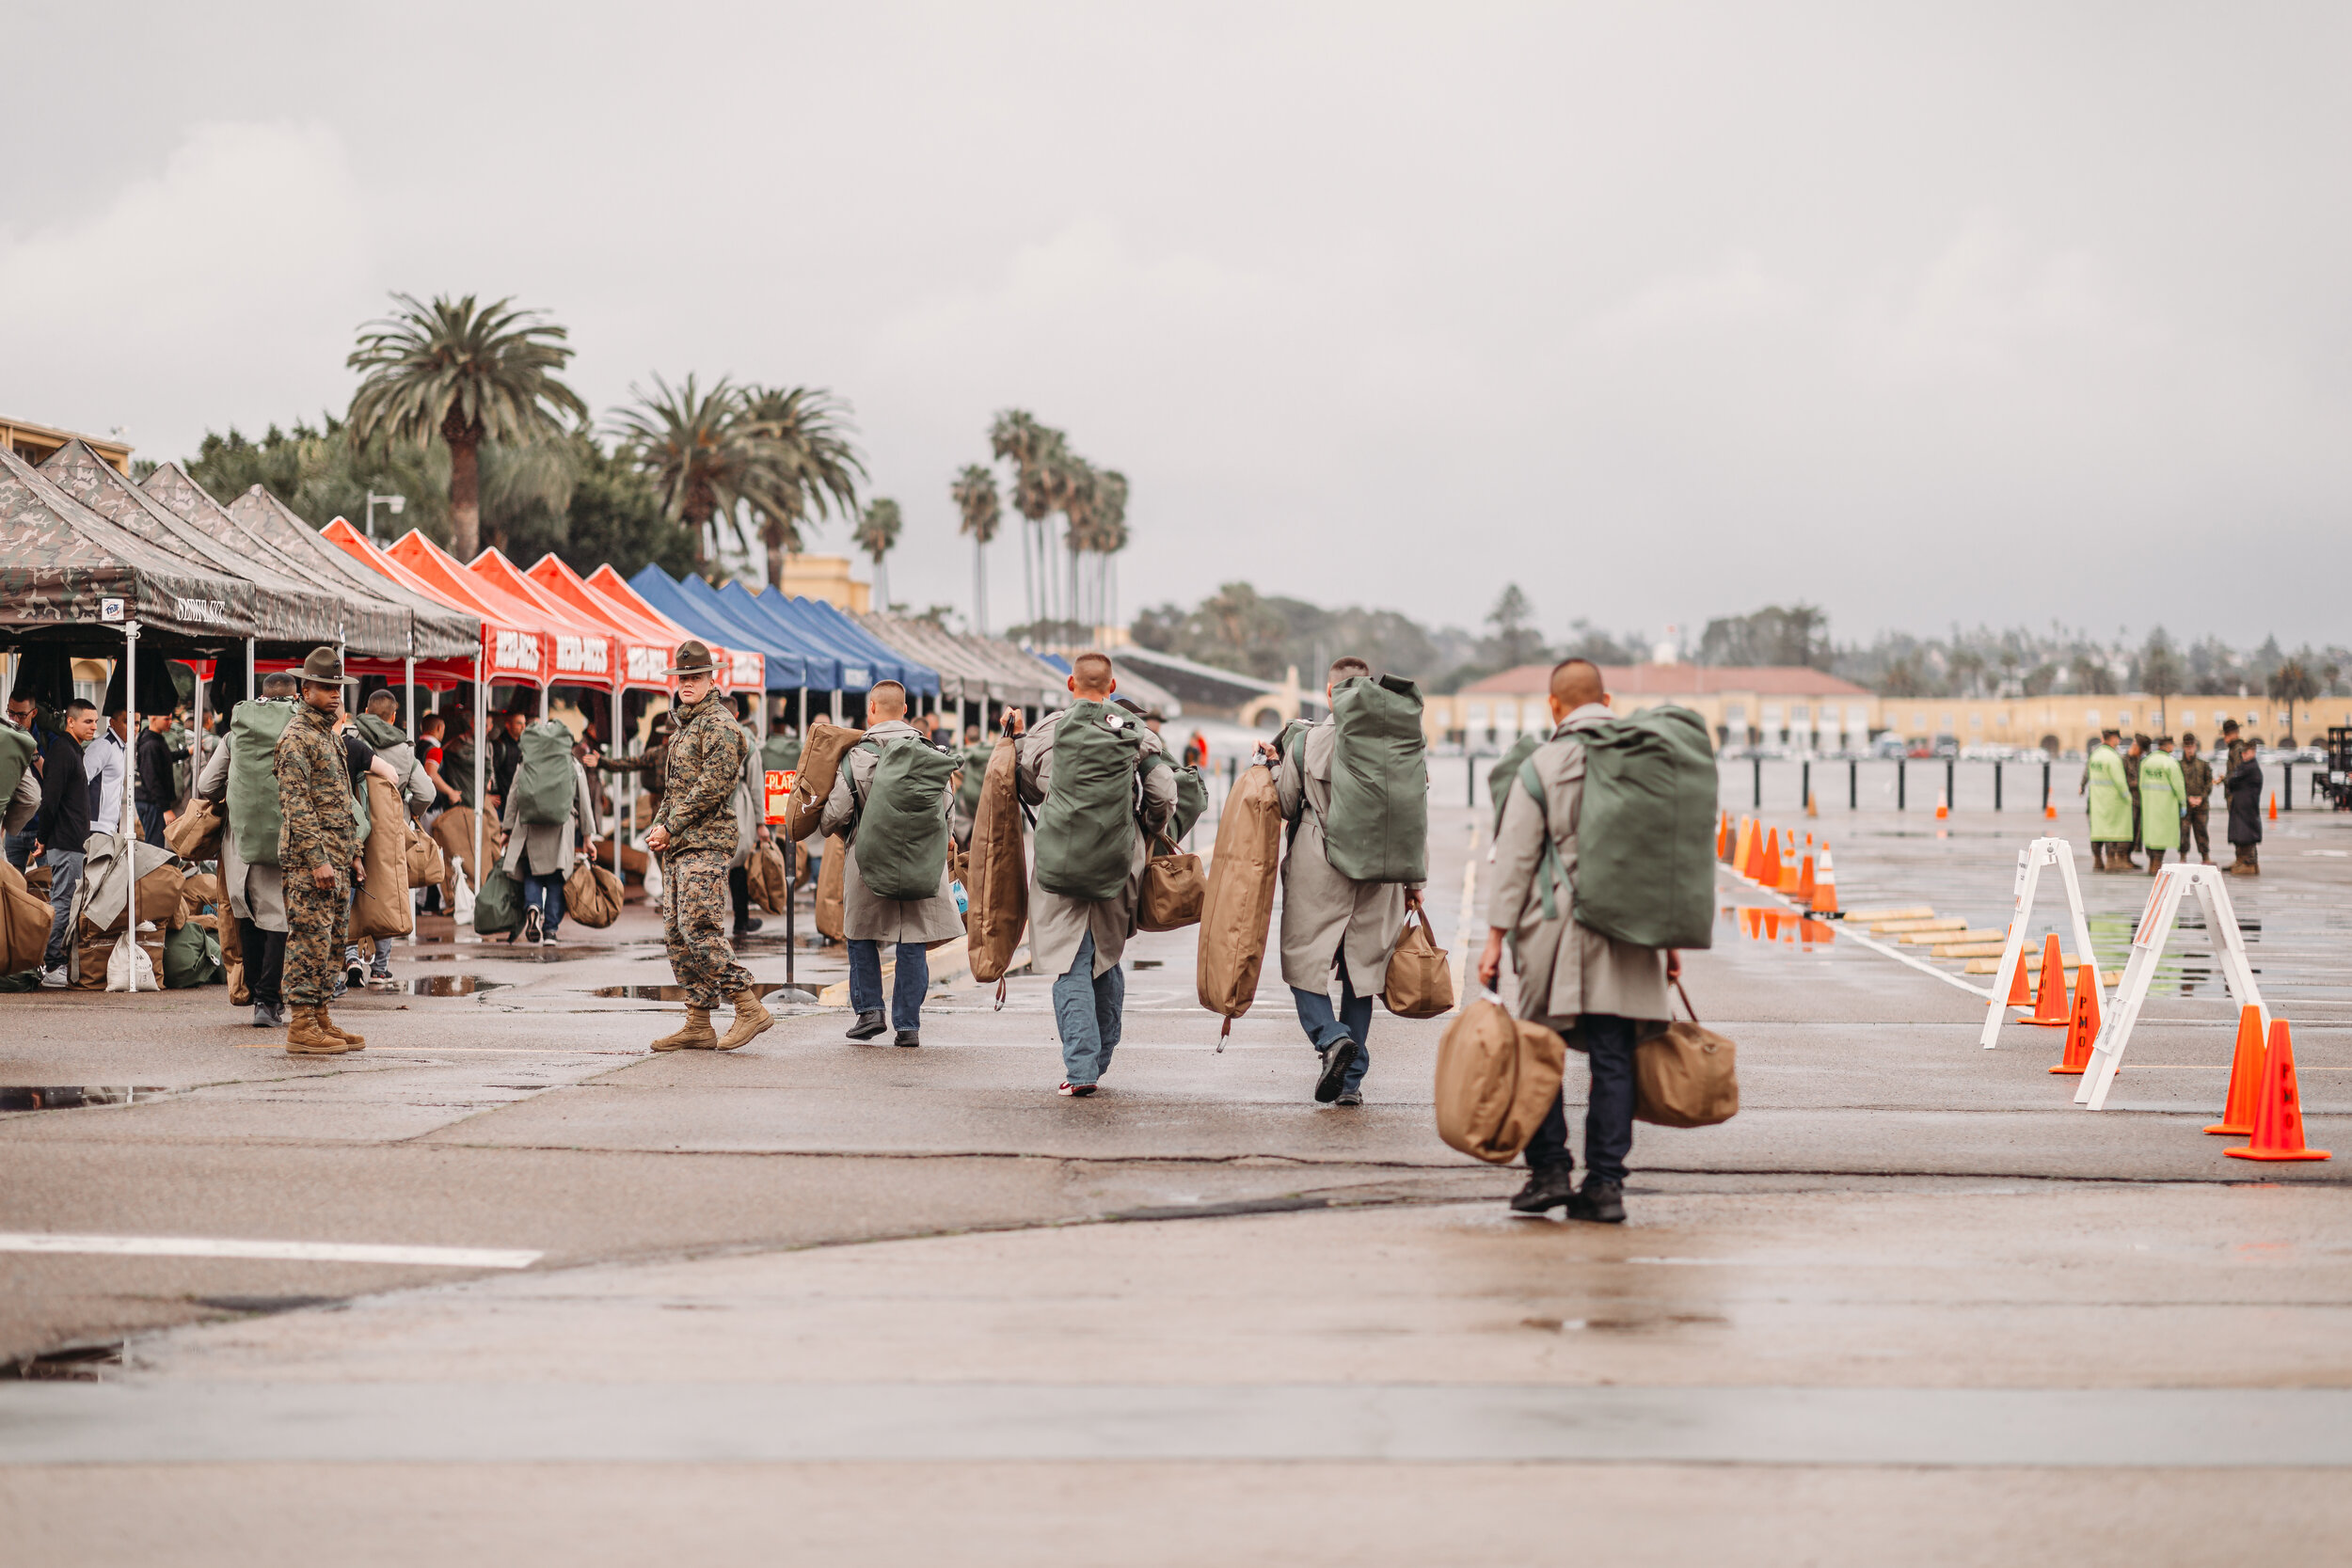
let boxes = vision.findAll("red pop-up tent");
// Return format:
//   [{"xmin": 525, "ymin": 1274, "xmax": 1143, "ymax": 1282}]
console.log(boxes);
[
  {"xmin": 527, "ymin": 554, "xmax": 691, "ymax": 691},
  {"xmin": 585, "ymin": 564, "xmax": 765, "ymax": 694},
  {"xmin": 466, "ymin": 546, "xmax": 623, "ymax": 695},
  {"xmin": 324, "ymin": 519, "xmax": 548, "ymax": 689}
]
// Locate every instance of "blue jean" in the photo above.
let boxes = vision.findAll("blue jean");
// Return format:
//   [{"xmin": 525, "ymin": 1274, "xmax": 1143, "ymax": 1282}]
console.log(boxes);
[
  {"xmin": 4, "ymin": 829, "xmax": 34, "ymax": 873},
  {"xmin": 1052, "ymin": 930, "xmax": 1125, "ymax": 1085},
  {"xmin": 135, "ymin": 802, "xmax": 167, "ymax": 847},
  {"xmin": 849, "ymin": 939, "xmax": 929, "ymax": 1031},
  {"xmin": 522, "ymin": 871, "xmax": 567, "ymax": 937},
  {"xmin": 1292, "ymin": 952, "xmax": 1372, "ymax": 1093},
  {"xmin": 42, "ymin": 848, "xmax": 84, "ymax": 971},
  {"xmin": 1525, "ymin": 1013, "xmax": 1640, "ymax": 1186},
  {"xmin": 343, "ymin": 935, "xmax": 394, "ymax": 977}
]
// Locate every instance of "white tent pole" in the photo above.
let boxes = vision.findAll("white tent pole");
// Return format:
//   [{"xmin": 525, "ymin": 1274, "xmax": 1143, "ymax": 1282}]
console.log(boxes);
[
  {"xmin": 123, "ymin": 620, "xmax": 139, "ymax": 992},
  {"xmin": 245, "ymin": 637, "xmax": 256, "ymax": 702},
  {"xmin": 473, "ymin": 657, "xmax": 486, "ymax": 908}
]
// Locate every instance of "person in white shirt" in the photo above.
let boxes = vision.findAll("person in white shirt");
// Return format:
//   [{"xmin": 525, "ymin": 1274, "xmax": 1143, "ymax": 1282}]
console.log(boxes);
[{"xmin": 86, "ymin": 707, "xmax": 129, "ymax": 839}]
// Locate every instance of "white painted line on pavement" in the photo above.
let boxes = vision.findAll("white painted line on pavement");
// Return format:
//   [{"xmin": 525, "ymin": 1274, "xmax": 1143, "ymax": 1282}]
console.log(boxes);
[
  {"xmin": 0, "ymin": 1234, "xmax": 542, "ymax": 1268},
  {"xmin": 1717, "ymin": 864, "xmax": 1994, "ymax": 1001}
]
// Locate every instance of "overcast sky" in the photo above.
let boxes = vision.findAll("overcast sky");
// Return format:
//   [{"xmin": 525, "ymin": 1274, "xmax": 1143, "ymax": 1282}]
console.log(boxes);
[{"xmin": 5, "ymin": 3, "xmax": 2346, "ymax": 653}]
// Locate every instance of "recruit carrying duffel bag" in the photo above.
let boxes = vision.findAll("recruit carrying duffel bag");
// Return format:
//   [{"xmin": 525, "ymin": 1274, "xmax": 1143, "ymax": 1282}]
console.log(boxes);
[
  {"xmin": 965, "ymin": 736, "xmax": 1028, "ymax": 985},
  {"xmin": 1035, "ymin": 700, "xmax": 1150, "ymax": 902},
  {"xmin": 1571, "ymin": 704, "xmax": 1719, "ymax": 951},
  {"xmin": 227, "ymin": 698, "xmax": 298, "ymax": 867},
  {"xmin": 1324, "ymin": 673, "xmax": 1428, "ymax": 884},
  {"xmin": 1195, "ymin": 761, "xmax": 1283, "ymax": 1041},
  {"xmin": 1434, "ymin": 990, "xmax": 1567, "ymax": 1164},
  {"xmin": 783, "ymin": 721, "xmax": 865, "ymax": 842},
  {"xmin": 347, "ymin": 775, "xmax": 414, "ymax": 942},
  {"xmin": 852, "ymin": 737, "xmax": 957, "ymax": 902},
  {"xmin": 512, "ymin": 721, "xmax": 579, "ymax": 826}
]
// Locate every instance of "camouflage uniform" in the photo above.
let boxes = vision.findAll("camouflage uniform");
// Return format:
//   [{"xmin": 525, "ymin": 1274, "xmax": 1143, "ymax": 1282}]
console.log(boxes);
[
  {"xmin": 275, "ymin": 701, "xmax": 357, "ymax": 1007},
  {"xmin": 2122, "ymin": 743, "xmax": 2145, "ymax": 854},
  {"xmin": 2179, "ymin": 751, "xmax": 2214, "ymax": 861},
  {"xmin": 654, "ymin": 691, "xmax": 751, "ymax": 1007}
]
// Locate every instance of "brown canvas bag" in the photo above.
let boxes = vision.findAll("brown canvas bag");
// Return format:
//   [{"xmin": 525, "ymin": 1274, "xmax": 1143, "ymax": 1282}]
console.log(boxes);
[
  {"xmin": 179, "ymin": 869, "xmax": 223, "ymax": 926},
  {"xmin": 217, "ymin": 906, "xmax": 248, "ymax": 1005},
  {"xmin": 1634, "ymin": 981, "xmax": 1740, "ymax": 1128},
  {"xmin": 1136, "ymin": 833, "xmax": 1205, "ymax": 933},
  {"xmin": 405, "ymin": 823, "xmax": 445, "ymax": 889},
  {"xmin": 431, "ymin": 806, "xmax": 481, "ymax": 904},
  {"xmin": 166, "ymin": 799, "xmax": 222, "ymax": 861},
  {"xmin": 815, "ymin": 833, "xmax": 847, "ymax": 940},
  {"xmin": 1195, "ymin": 763, "xmax": 1283, "ymax": 1039},
  {"xmin": 783, "ymin": 721, "xmax": 866, "ymax": 842},
  {"xmin": 563, "ymin": 861, "xmax": 625, "ymax": 928},
  {"xmin": 1381, "ymin": 902, "xmax": 1455, "ymax": 1019},
  {"xmin": 1434, "ymin": 990, "xmax": 1568, "ymax": 1164},
  {"xmin": 0, "ymin": 858, "xmax": 53, "ymax": 974},
  {"xmin": 747, "ymin": 840, "xmax": 793, "ymax": 914},
  {"xmin": 347, "ymin": 776, "xmax": 415, "ymax": 942},
  {"xmin": 964, "ymin": 736, "xmax": 1027, "ymax": 985}
]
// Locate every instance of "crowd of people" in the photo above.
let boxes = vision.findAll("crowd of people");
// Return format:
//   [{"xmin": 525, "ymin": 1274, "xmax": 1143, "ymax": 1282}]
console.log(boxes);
[{"xmin": 2082, "ymin": 722, "xmax": 2266, "ymax": 876}]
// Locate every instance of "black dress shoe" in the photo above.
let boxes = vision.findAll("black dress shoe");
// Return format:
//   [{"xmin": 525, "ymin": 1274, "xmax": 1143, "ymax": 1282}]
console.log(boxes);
[
  {"xmin": 893, "ymin": 1029, "xmax": 921, "ymax": 1048},
  {"xmin": 1509, "ymin": 1166, "xmax": 1577, "ymax": 1214},
  {"xmin": 846, "ymin": 1010, "xmax": 887, "ymax": 1040},
  {"xmin": 1567, "ymin": 1179, "xmax": 1627, "ymax": 1224},
  {"xmin": 1313, "ymin": 1039, "xmax": 1360, "ymax": 1103},
  {"xmin": 735, "ymin": 915, "xmax": 764, "ymax": 935}
]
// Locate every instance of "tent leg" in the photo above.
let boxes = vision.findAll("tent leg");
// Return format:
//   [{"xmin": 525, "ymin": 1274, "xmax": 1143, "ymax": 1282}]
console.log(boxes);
[
  {"xmin": 404, "ymin": 656, "xmax": 415, "ymax": 736},
  {"xmin": 123, "ymin": 620, "xmax": 140, "ymax": 992},
  {"xmin": 474, "ymin": 658, "xmax": 487, "ymax": 925},
  {"xmin": 246, "ymin": 638, "xmax": 256, "ymax": 703}
]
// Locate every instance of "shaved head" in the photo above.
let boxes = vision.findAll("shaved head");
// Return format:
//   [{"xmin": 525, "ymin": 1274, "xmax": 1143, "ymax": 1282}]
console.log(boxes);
[
  {"xmin": 1549, "ymin": 658, "xmax": 1604, "ymax": 709},
  {"xmin": 1071, "ymin": 651, "xmax": 1114, "ymax": 696},
  {"xmin": 867, "ymin": 680, "xmax": 908, "ymax": 721}
]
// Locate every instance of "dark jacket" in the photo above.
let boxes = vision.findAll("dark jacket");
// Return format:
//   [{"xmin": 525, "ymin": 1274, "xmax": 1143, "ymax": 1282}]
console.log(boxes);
[
  {"xmin": 135, "ymin": 727, "xmax": 184, "ymax": 805},
  {"xmin": 2226, "ymin": 748, "xmax": 2264, "ymax": 846},
  {"xmin": 490, "ymin": 729, "xmax": 523, "ymax": 801},
  {"xmin": 31, "ymin": 730, "xmax": 91, "ymax": 851}
]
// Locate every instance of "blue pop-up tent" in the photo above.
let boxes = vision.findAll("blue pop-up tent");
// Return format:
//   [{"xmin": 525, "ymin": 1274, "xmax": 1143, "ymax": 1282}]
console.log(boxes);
[
  {"xmin": 793, "ymin": 594, "xmax": 939, "ymax": 699},
  {"xmin": 753, "ymin": 590, "xmax": 891, "ymax": 691},
  {"xmin": 628, "ymin": 565, "xmax": 808, "ymax": 690},
  {"xmin": 715, "ymin": 581, "xmax": 850, "ymax": 691}
]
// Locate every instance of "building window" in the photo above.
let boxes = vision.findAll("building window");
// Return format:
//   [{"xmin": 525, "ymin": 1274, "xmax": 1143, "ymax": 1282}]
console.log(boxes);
[
  {"xmin": 1970, "ymin": 714, "xmax": 1983, "ymax": 729},
  {"xmin": 2086, "ymin": 708, "xmax": 2100, "ymax": 724},
  {"xmin": 1725, "ymin": 705, "xmax": 1745, "ymax": 722},
  {"xmin": 1791, "ymin": 704, "xmax": 1809, "ymax": 720}
]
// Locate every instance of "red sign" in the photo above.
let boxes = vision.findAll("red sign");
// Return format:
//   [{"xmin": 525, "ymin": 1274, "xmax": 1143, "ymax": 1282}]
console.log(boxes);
[{"xmin": 764, "ymin": 769, "xmax": 798, "ymax": 825}]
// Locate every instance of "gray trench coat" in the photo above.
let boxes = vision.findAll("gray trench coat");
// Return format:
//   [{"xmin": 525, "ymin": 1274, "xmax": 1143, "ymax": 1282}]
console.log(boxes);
[
  {"xmin": 198, "ymin": 736, "xmax": 284, "ymax": 932},
  {"xmin": 1487, "ymin": 705, "xmax": 1670, "ymax": 1025},
  {"xmin": 1016, "ymin": 706, "xmax": 1177, "ymax": 979},
  {"xmin": 1277, "ymin": 718, "xmax": 1419, "ymax": 995},
  {"xmin": 819, "ymin": 720, "xmax": 964, "ymax": 946},
  {"xmin": 501, "ymin": 759, "xmax": 596, "ymax": 879}
]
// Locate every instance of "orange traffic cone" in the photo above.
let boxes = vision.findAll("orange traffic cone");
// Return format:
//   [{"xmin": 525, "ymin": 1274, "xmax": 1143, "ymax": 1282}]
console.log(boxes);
[
  {"xmin": 2204, "ymin": 1006, "xmax": 2266, "ymax": 1136},
  {"xmin": 2004, "ymin": 934, "xmax": 2034, "ymax": 1008},
  {"xmin": 1796, "ymin": 853, "xmax": 1817, "ymax": 903},
  {"xmin": 1934, "ymin": 789, "xmax": 1949, "ymax": 819},
  {"xmin": 1732, "ymin": 816, "xmax": 1756, "ymax": 875},
  {"xmin": 1750, "ymin": 826, "xmax": 1777, "ymax": 882},
  {"xmin": 2050, "ymin": 963, "xmax": 2102, "ymax": 1074},
  {"xmin": 2268, "ymin": 792, "xmax": 2278, "ymax": 821},
  {"xmin": 2226, "ymin": 1019, "xmax": 2329, "ymax": 1162},
  {"xmin": 1716, "ymin": 813, "xmax": 1732, "ymax": 863},
  {"xmin": 1805, "ymin": 791, "xmax": 1819, "ymax": 818},
  {"xmin": 1810, "ymin": 843, "xmax": 1839, "ymax": 914},
  {"xmin": 1777, "ymin": 839, "xmax": 1805, "ymax": 894},
  {"xmin": 2025, "ymin": 935, "xmax": 2072, "ymax": 1026},
  {"xmin": 2044, "ymin": 801, "xmax": 2058, "ymax": 820}
]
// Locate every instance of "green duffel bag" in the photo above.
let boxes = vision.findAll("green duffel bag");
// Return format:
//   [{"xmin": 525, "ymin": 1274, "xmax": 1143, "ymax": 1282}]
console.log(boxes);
[
  {"xmin": 228, "ymin": 698, "xmax": 298, "ymax": 867},
  {"xmin": 1486, "ymin": 732, "xmax": 1544, "ymax": 835},
  {"xmin": 1572, "ymin": 704, "xmax": 1718, "ymax": 951},
  {"xmin": 0, "ymin": 722, "xmax": 33, "ymax": 817},
  {"xmin": 1325, "ymin": 673, "xmax": 1428, "ymax": 883},
  {"xmin": 163, "ymin": 919, "xmax": 224, "ymax": 989},
  {"xmin": 955, "ymin": 742, "xmax": 992, "ymax": 821},
  {"xmin": 473, "ymin": 864, "xmax": 523, "ymax": 937},
  {"xmin": 1163, "ymin": 761, "xmax": 1209, "ymax": 841},
  {"xmin": 512, "ymin": 721, "xmax": 578, "ymax": 826},
  {"xmin": 851, "ymin": 737, "xmax": 958, "ymax": 902},
  {"xmin": 1036, "ymin": 700, "xmax": 1151, "ymax": 902}
]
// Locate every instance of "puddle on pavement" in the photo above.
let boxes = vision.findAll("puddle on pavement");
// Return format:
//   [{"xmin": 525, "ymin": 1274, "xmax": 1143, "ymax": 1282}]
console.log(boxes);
[
  {"xmin": 1723, "ymin": 905, "xmax": 1838, "ymax": 949},
  {"xmin": 2, "ymin": 1342, "xmax": 122, "ymax": 1380},
  {"xmin": 0, "ymin": 1085, "xmax": 186, "ymax": 1113},
  {"xmin": 408, "ymin": 975, "xmax": 508, "ymax": 997},
  {"xmin": 590, "ymin": 982, "xmax": 821, "ymax": 1004},
  {"xmin": 195, "ymin": 1294, "xmax": 343, "ymax": 1316},
  {"xmin": 1131, "ymin": 959, "xmax": 1165, "ymax": 971}
]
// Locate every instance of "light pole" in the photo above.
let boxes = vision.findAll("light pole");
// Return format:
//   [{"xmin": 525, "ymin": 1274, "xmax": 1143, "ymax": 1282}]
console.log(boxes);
[{"xmin": 365, "ymin": 491, "xmax": 406, "ymax": 543}]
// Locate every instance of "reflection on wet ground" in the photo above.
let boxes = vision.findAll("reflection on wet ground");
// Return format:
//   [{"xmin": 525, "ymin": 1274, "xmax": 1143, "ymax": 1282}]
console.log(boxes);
[
  {"xmin": 0, "ymin": 1342, "xmax": 121, "ymax": 1381},
  {"xmin": 0, "ymin": 1085, "xmax": 187, "ymax": 1113},
  {"xmin": 1723, "ymin": 905, "xmax": 1838, "ymax": 948},
  {"xmin": 408, "ymin": 976, "xmax": 509, "ymax": 998},
  {"xmin": 589, "ymin": 983, "xmax": 823, "ymax": 1005}
]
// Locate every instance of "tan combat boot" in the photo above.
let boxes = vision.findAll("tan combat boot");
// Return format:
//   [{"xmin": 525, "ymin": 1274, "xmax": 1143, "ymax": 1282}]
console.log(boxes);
[
  {"xmin": 712, "ymin": 987, "xmax": 773, "ymax": 1051},
  {"xmin": 315, "ymin": 1006, "xmax": 367, "ymax": 1049},
  {"xmin": 285, "ymin": 1006, "xmax": 351, "ymax": 1056},
  {"xmin": 650, "ymin": 1006, "xmax": 717, "ymax": 1051}
]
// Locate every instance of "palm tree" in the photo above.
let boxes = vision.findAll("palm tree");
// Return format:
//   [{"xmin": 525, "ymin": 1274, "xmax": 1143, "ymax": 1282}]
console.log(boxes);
[
  {"xmin": 607, "ymin": 374, "xmax": 788, "ymax": 570},
  {"xmin": 854, "ymin": 499, "xmax": 903, "ymax": 610},
  {"xmin": 990, "ymin": 409, "xmax": 1068, "ymax": 627},
  {"xmin": 1057, "ymin": 454, "xmax": 1099, "ymax": 633},
  {"xmin": 1092, "ymin": 468, "xmax": 1128, "ymax": 632},
  {"xmin": 741, "ymin": 385, "xmax": 866, "ymax": 586},
  {"xmin": 346, "ymin": 293, "xmax": 586, "ymax": 561},
  {"xmin": 951, "ymin": 464, "xmax": 1001, "ymax": 634}
]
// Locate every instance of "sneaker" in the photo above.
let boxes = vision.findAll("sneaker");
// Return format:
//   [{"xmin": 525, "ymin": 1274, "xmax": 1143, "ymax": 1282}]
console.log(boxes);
[
  {"xmin": 1567, "ymin": 1179, "xmax": 1627, "ymax": 1225},
  {"xmin": 344, "ymin": 959, "xmax": 367, "ymax": 991},
  {"xmin": 1509, "ymin": 1166, "xmax": 1577, "ymax": 1215},
  {"xmin": 893, "ymin": 1029, "xmax": 921, "ymax": 1048},
  {"xmin": 1334, "ymin": 1089, "xmax": 1363, "ymax": 1106},
  {"xmin": 1313, "ymin": 1039, "xmax": 1360, "ymax": 1103},
  {"xmin": 40, "ymin": 967, "xmax": 66, "ymax": 989},
  {"xmin": 520, "ymin": 907, "xmax": 545, "ymax": 946},
  {"xmin": 846, "ymin": 1010, "xmax": 887, "ymax": 1041},
  {"xmin": 1057, "ymin": 1082, "xmax": 1097, "ymax": 1097},
  {"xmin": 734, "ymin": 915, "xmax": 764, "ymax": 936},
  {"xmin": 252, "ymin": 1003, "xmax": 277, "ymax": 1028}
]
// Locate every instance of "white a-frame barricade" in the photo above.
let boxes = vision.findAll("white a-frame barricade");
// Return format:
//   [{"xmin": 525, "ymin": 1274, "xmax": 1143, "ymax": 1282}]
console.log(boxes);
[
  {"xmin": 2075, "ymin": 863, "xmax": 2266, "ymax": 1112},
  {"xmin": 1978, "ymin": 836, "xmax": 2100, "ymax": 1051}
]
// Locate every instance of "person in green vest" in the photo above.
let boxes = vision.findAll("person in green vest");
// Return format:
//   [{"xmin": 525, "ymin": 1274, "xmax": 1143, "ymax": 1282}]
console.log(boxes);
[
  {"xmin": 2137, "ymin": 736, "xmax": 2185, "ymax": 874},
  {"xmin": 2085, "ymin": 729, "xmax": 2134, "ymax": 871}
]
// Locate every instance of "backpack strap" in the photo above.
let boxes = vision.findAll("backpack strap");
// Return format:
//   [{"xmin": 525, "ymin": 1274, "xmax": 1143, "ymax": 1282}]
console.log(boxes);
[{"xmin": 1516, "ymin": 756, "xmax": 1571, "ymax": 924}]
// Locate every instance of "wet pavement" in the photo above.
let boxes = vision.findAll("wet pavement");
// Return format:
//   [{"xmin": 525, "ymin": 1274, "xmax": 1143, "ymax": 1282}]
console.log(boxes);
[{"xmin": 2, "ymin": 796, "xmax": 2347, "ymax": 1562}]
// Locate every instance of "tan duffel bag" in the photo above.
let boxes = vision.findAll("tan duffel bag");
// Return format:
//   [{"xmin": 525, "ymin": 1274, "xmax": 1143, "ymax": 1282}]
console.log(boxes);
[
  {"xmin": 166, "ymin": 799, "xmax": 223, "ymax": 861},
  {"xmin": 405, "ymin": 822, "xmax": 446, "ymax": 889},
  {"xmin": 782, "ymin": 721, "xmax": 865, "ymax": 842},
  {"xmin": 1634, "ymin": 981, "xmax": 1739, "ymax": 1128},
  {"xmin": 218, "ymin": 906, "xmax": 248, "ymax": 1006},
  {"xmin": 963, "ymin": 736, "xmax": 1027, "ymax": 984},
  {"xmin": 1434, "ymin": 990, "xmax": 1567, "ymax": 1164},
  {"xmin": 1136, "ymin": 832, "xmax": 1204, "ymax": 933},
  {"xmin": 1195, "ymin": 762, "xmax": 1283, "ymax": 1040},
  {"xmin": 348, "ymin": 776, "xmax": 415, "ymax": 942},
  {"xmin": 815, "ymin": 833, "xmax": 847, "ymax": 940},
  {"xmin": 0, "ymin": 859, "xmax": 53, "ymax": 974},
  {"xmin": 563, "ymin": 860, "xmax": 625, "ymax": 929},
  {"xmin": 1381, "ymin": 900, "xmax": 1454, "ymax": 1019},
  {"xmin": 746, "ymin": 839, "xmax": 793, "ymax": 914},
  {"xmin": 431, "ymin": 806, "xmax": 481, "ymax": 905}
]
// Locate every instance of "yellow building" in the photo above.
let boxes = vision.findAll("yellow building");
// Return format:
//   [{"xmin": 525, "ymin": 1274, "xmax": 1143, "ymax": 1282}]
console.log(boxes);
[
  {"xmin": 2, "ymin": 414, "xmax": 131, "ymax": 473},
  {"xmin": 771, "ymin": 555, "xmax": 872, "ymax": 613}
]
